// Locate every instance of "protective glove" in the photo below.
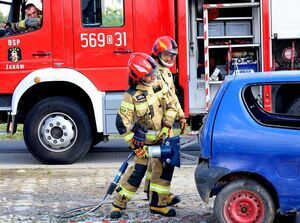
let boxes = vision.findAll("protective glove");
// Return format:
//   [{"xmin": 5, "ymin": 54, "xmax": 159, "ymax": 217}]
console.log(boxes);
[
  {"xmin": 179, "ymin": 118, "xmax": 187, "ymax": 135},
  {"xmin": 158, "ymin": 126, "xmax": 171, "ymax": 140},
  {"xmin": 134, "ymin": 145, "xmax": 148, "ymax": 158},
  {"xmin": 131, "ymin": 123, "xmax": 147, "ymax": 148}
]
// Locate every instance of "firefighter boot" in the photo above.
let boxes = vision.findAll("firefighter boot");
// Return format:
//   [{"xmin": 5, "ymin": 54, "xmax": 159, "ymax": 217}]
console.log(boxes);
[
  {"xmin": 150, "ymin": 206, "xmax": 176, "ymax": 217},
  {"xmin": 146, "ymin": 192, "xmax": 181, "ymax": 206},
  {"xmin": 110, "ymin": 206, "xmax": 122, "ymax": 219},
  {"xmin": 166, "ymin": 193, "xmax": 181, "ymax": 206}
]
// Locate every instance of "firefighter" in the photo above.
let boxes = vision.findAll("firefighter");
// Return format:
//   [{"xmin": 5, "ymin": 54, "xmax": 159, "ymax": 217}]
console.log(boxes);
[
  {"xmin": 152, "ymin": 36, "xmax": 187, "ymax": 134},
  {"xmin": 110, "ymin": 52, "xmax": 178, "ymax": 218},
  {"xmin": 143, "ymin": 36, "xmax": 186, "ymax": 205}
]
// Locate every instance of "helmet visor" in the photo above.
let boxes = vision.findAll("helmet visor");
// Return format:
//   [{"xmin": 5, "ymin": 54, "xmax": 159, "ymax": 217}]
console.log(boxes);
[
  {"xmin": 142, "ymin": 66, "xmax": 158, "ymax": 85},
  {"xmin": 159, "ymin": 52, "xmax": 177, "ymax": 67}
]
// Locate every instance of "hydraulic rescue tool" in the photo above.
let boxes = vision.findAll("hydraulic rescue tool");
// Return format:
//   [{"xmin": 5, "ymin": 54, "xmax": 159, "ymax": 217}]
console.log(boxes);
[{"xmin": 148, "ymin": 136, "xmax": 181, "ymax": 167}]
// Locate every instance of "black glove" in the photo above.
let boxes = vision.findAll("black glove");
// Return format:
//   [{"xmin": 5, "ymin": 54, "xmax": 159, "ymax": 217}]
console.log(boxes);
[{"xmin": 131, "ymin": 123, "xmax": 148, "ymax": 148}]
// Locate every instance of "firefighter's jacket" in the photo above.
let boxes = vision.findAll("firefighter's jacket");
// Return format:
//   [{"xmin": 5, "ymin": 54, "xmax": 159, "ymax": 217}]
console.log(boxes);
[
  {"xmin": 116, "ymin": 79, "xmax": 178, "ymax": 146},
  {"xmin": 157, "ymin": 64, "xmax": 185, "ymax": 119}
]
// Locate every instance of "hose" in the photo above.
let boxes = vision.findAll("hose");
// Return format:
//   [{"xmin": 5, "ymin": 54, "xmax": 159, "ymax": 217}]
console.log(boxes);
[{"xmin": 57, "ymin": 152, "xmax": 135, "ymax": 219}]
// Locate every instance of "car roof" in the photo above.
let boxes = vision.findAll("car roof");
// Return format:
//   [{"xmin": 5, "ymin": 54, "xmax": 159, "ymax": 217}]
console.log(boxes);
[{"xmin": 227, "ymin": 70, "xmax": 300, "ymax": 84}]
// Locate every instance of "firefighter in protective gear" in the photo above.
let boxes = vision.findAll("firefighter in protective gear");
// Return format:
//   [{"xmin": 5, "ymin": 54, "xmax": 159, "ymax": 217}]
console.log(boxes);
[
  {"xmin": 152, "ymin": 36, "xmax": 187, "ymax": 134},
  {"xmin": 143, "ymin": 36, "xmax": 186, "ymax": 206},
  {"xmin": 110, "ymin": 53, "xmax": 178, "ymax": 219}
]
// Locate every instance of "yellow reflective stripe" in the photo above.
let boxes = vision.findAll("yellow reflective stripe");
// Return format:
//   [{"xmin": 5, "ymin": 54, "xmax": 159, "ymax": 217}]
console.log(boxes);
[
  {"xmin": 118, "ymin": 185, "xmax": 135, "ymax": 199},
  {"xmin": 121, "ymin": 101, "xmax": 134, "ymax": 110},
  {"xmin": 135, "ymin": 102, "xmax": 148, "ymax": 111},
  {"xmin": 165, "ymin": 110, "xmax": 177, "ymax": 118},
  {"xmin": 150, "ymin": 183, "xmax": 170, "ymax": 194},
  {"xmin": 146, "ymin": 134, "xmax": 157, "ymax": 141},
  {"xmin": 146, "ymin": 172, "xmax": 152, "ymax": 180},
  {"xmin": 123, "ymin": 132, "xmax": 134, "ymax": 142}
]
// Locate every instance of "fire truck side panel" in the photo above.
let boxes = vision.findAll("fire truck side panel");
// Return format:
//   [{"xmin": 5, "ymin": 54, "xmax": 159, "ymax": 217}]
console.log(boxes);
[
  {"xmin": 177, "ymin": 0, "xmax": 189, "ymax": 117},
  {"xmin": 188, "ymin": 0, "xmax": 207, "ymax": 116},
  {"xmin": 51, "ymin": 0, "xmax": 74, "ymax": 68},
  {"xmin": 0, "ymin": 0, "xmax": 53, "ymax": 93},
  {"xmin": 133, "ymin": 0, "xmax": 176, "ymax": 53},
  {"xmin": 72, "ymin": 0, "xmax": 134, "ymax": 91},
  {"xmin": 271, "ymin": 0, "xmax": 300, "ymax": 39}
]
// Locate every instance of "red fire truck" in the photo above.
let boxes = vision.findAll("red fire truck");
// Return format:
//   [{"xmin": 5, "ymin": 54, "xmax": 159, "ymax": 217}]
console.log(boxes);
[{"xmin": 0, "ymin": 0, "xmax": 298, "ymax": 164}]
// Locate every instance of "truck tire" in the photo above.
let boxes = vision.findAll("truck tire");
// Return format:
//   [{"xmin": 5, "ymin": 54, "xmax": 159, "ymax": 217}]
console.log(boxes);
[
  {"xmin": 213, "ymin": 179, "xmax": 275, "ymax": 223},
  {"xmin": 287, "ymin": 97, "xmax": 300, "ymax": 115},
  {"xmin": 24, "ymin": 96, "xmax": 92, "ymax": 164}
]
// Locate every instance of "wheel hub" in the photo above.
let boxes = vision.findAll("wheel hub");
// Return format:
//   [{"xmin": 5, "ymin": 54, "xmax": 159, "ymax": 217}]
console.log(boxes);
[
  {"xmin": 39, "ymin": 113, "xmax": 77, "ymax": 152},
  {"xmin": 224, "ymin": 190, "xmax": 265, "ymax": 223},
  {"xmin": 51, "ymin": 127, "xmax": 63, "ymax": 139}
]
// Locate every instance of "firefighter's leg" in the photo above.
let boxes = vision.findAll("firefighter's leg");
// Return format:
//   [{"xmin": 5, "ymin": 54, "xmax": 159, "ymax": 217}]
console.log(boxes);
[
  {"xmin": 149, "ymin": 158, "xmax": 176, "ymax": 217},
  {"xmin": 163, "ymin": 129, "xmax": 181, "ymax": 206},
  {"xmin": 144, "ymin": 165, "xmax": 180, "ymax": 205},
  {"xmin": 110, "ymin": 156, "xmax": 149, "ymax": 219},
  {"xmin": 143, "ymin": 163, "xmax": 152, "ymax": 197}
]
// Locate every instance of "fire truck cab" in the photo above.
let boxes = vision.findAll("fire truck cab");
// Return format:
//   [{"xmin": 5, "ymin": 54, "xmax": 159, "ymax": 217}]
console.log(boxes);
[{"xmin": 0, "ymin": 0, "xmax": 299, "ymax": 164}]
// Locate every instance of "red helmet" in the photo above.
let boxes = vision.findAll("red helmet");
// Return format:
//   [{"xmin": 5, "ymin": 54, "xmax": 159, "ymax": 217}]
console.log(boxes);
[
  {"xmin": 152, "ymin": 36, "xmax": 178, "ymax": 67},
  {"xmin": 128, "ymin": 53, "xmax": 158, "ymax": 85}
]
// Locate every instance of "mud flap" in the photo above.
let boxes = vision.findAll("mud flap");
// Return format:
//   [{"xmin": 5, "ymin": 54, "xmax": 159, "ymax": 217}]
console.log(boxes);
[{"xmin": 194, "ymin": 161, "xmax": 230, "ymax": 203}]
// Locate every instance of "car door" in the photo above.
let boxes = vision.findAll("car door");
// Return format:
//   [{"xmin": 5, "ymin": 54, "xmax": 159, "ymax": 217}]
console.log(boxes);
[{"xmin": 73, "ymin": 0, "xmax": 134, "ymax": 91}]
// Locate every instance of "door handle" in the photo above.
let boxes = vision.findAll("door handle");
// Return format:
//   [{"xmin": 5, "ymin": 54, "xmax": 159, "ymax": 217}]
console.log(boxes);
[
  {"xmin": 32, "ymin": 52, "xmax": 51, "ymax": 57},
  {"xmin": 113, "ymin": 49, "xmax": 132, "ymax": 54}
]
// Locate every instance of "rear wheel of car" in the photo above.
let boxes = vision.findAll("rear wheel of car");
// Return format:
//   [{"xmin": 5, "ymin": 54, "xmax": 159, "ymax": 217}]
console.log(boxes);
[
  {"xmin": 214, "ymin": 179, "xmax": 275, "ymax": 223},
  {"xmin": 24, "ymin": 97, "xmax": 92, "ymax": 164},
  {"xmin": 287, "ymin": 97, "xmax": 300, "ymax": 115}
]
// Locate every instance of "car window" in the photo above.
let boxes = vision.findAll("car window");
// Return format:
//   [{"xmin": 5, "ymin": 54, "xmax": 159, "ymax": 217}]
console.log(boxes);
[
  {"xmin": 243, "ymin": 84, "xmax": 300, "ymax": 129},
  {"xmin": 81, "ymin": 0, "xmax": 124, "ymax": 28}
]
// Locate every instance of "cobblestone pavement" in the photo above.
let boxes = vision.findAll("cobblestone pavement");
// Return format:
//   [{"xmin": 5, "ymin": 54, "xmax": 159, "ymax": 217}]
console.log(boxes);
[{"xmin": 0, "ymin": 166, "xmax": 214, "ymax": 223}]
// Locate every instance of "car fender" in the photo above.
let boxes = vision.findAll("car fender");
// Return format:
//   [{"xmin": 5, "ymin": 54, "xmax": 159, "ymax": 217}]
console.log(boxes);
[{"xmin": 194, "ymin": 161, "xmax": 230, "ymax": 203}]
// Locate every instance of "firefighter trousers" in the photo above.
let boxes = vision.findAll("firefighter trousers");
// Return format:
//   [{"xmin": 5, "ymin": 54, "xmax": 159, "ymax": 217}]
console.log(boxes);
[
  {"xmin": 149, "ymin": 158, "xmax": 175, "ymax": 207},
  {"xmin": 112, "ymin": 156, "xmax": 149, "ymax": 209}
]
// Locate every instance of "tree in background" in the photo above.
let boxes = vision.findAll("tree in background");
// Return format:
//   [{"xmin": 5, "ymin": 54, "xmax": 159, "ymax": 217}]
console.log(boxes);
[
  {"xmin": 0, "ymin": 11, "xmax": 7, "ymax": 24},
  {"xmin": 102, "ymin": 7, "xmax": 123, "ymax": 27}
]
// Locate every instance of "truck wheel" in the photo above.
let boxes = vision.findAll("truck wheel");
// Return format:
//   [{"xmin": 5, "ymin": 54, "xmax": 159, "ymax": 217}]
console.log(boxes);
[
  {"xmin": 213, "ymin": 179, "xmax": 275, "ymax": 223},
  {"xmin": 24, "ymin": 97, "xmax": 92, "ymax": 164},
  {"xmin": 287, "ymin": 97, "xmax": 300, "ymax": 115}
]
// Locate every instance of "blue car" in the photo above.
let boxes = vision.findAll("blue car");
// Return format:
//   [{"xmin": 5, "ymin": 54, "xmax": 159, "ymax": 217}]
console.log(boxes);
[{"xmin": 195, "ymin": 71, "xmax": 300, "ymax": 223}]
